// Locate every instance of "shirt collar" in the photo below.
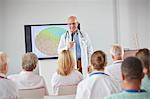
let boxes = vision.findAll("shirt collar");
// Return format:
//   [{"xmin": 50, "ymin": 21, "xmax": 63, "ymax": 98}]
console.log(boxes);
[
  {"xmin": 0, "ymin": 73, "xmax": 7, "ymax": 78},
  {"xmin": 89, "ymin": 70, "xmax": 104, "ymax": 75},
  {"xmin": 113, "ymin": 60, "xmax": 123, "ymax": 64},
  {"xmin": 20, "ymin": 71, "xmax": 34, "ymax": 75},
  {"xmin": 69, "ymin": 29, "xmax": 79, "ymax": 35},
  {"xmin": 89, "ymin": 70, "xmax": 108, "ymax": 77}
]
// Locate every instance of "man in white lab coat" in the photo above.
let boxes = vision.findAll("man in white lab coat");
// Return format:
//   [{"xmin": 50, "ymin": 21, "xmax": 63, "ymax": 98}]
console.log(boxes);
[
  {"xmin": 105, "ymin": 44, "xmax": 124, "ymax": 83},
  {"xmin": 8, "ymin": 52, "xmax": 48, "ymax": 95},
  {"xmin": 0, "ymin": 52, "xmax": 19, "ymax": 99},
  {"xmin": 76, "ymin": 50, "xmax": 121, "ymax": 99},
  {"xmin": 58, "ymin": 16, "xmax": 93, "ymax": 77},
  {"xmin": 105, "ymin": 57, "xmax": 150, "ymax": 99}
]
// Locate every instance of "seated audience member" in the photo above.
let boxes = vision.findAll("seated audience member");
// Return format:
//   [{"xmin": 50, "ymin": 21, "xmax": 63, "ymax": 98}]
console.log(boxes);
[
  {"xmin": 8, "ymin": 52, "xmax": 48, "ymax": 95},
  {"xmin": 0, "ymin": 52, "xmax": 19, "ymax": 99},
  {"xmin": 136, "ymin": 48, "xmax": 150, "ymax": 92},
  {"xmin": 105, "ymin": 44, "xmax": 124, "ymax": 83},
  {"xmin": 105, "ymin": 57, "xmax": 150, "ymax": 99},
  {"xmin": 51, "ymin": 50, "xmax": 83, "ymax": 95},
  {"xmin": 76, "ymin": 50, "xmax": 121, "ymax": 99}
]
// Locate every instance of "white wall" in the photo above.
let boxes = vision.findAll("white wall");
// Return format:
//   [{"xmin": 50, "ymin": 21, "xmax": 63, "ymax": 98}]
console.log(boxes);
[
  {"xmin": 2, "ymin": 0, "xmax": 115, "ymax": 74},
  {"xmin": 1, "ymin": 0, "xmax": 116, "ymax": 94},
  {"xmin": 0, "ymin": 0, "xmax": 4, "ymax": 50},
  {"xmin": 148, "ymin": 0, "xmax": 150, "ymax": 42},
  {"xmin": 119, "ymin": 0, "xmax": 150, "ymax": 48}
]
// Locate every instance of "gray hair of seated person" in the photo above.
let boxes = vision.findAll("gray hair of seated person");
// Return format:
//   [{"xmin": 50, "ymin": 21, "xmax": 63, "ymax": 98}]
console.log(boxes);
[
  {"xmin": 121, "ymin": 57, "xmax": 143, "ymax": 81},
  {"xmin": 22, "ymin": 52, "xmax": 38, "ymax": 71},
  {"xmin": 0, "ymin": 52, "xmax": 8, "ymax": 68},
  {"xmin": 110, "ymin": 44, "xmax": 124, "ymax": 58}
]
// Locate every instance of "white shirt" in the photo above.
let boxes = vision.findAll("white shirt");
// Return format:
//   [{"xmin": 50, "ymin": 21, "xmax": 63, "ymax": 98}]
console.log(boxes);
[
  {"xmin": 8, "ymin": 71, "xmax": 47, "ymax": 93},
  {"xmin": 75, "ymin": 71, "xmax": 121, "ymax": 99},
  {"xmin": 104, "ymin": 60, "xmax": 122, "ymax": 83},
  {"xmin": 0, "ymin": 73, "xmax": 18, "ymax": 99},
  {"xmin": 51, "ymin": 70, "xmax": 83, "ymax": 94}
]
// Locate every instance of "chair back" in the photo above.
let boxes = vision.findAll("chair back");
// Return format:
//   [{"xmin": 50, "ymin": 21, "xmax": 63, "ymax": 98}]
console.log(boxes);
[
  {"xmin": 44, "ymin": 94, "xmax": 75, "ymax": 99},
  {"xmin": 56, "ymin": 85, "xmax": 77, "ymax": 95},
  {"xmin": 19, "ymin": 88, "xmax": 45, "ymax": 99}
]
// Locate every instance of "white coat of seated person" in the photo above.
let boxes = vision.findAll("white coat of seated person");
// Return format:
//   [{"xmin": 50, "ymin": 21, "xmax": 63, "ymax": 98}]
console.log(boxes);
[
  {"xmin": 104, "ymin": 44, "xmax": 124, "ymax": 84},
  {"xmin": 0, "ymin": 52, "xmax": 19, "ymax": 99},
  {"xmin": 76, "ymin": 50, "xmax": 121, "ymax": 99},
  {"xmin": 8, "ymin": 52, "xmax": 48, "ymax": 95},
  {"xmin": 51, "ymin": 50, "xmax": 83, "ymax": 95}
]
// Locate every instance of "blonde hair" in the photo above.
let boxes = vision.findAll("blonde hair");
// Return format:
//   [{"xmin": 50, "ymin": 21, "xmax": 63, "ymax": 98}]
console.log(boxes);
[
  {"xmin": 22, "ymin": 52, "xmax": 38, "ymax": 71},
  {"xmin": 0, "ymin": 52, "xmax": 8, "ymax": 68},
  {"xmin": 57, "ymin": 50, "xmax": 75, "ymax": 76}
]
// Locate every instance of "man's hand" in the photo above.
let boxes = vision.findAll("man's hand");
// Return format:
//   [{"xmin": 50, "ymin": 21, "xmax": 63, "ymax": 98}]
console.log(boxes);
[{"xmin": 67, "ymin": 41, "xmax": 75, "ymax": 49}]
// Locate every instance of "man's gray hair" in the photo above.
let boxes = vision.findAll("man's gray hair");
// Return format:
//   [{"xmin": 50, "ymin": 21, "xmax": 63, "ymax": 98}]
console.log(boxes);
[
  {"xmin": 110, "ymin": 44, "xmax": 124, "ymax": 56},
  {"xmin": 0, "ymin": 52, "xmax": 8, "ymax": 68},
  {"xmin": 22, "ymin": 52, "xmax": 38, "ymax": 71}
]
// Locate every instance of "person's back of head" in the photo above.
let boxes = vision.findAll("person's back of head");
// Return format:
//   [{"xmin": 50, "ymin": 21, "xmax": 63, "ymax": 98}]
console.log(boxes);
[
  {"xmin": 57, "ymin": 50, "xmax": 75, "ymax": 76},
  {"xmin": 91, "ymin": 50, "xmax": 107, "ymax": 71},
  {"xmin": 0, "ymin": 52, "xmax": 18, "ymax": 99},
  {"xmin": 136, "ymin": 48, "xmax": 150, "ymax": 77},
  {"xmin": 121, "ymin": 57, "xmax": 143, "ymax": 81},
  {"xmin": 110, "ymin": 44, "xmax": 124, "ymax": 60},
  {"xmin": 22, "ymin": 52, "xmax": 38, "ymax": 72},
  {"xmin": 0, "ymin": 52, "xmax": 8, "ymax": 74}
]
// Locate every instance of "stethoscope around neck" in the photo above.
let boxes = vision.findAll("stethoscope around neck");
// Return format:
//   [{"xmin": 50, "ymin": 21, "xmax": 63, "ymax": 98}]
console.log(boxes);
[{"xmin": 64, "ymin": 30, "xmax": 84, "ymax": 42}]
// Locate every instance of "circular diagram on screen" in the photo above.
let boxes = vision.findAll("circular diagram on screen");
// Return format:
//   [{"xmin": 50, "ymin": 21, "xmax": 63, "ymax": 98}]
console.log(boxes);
[{"xmin": 35, "ymin": 27, "xmax": 67, "ymax": 56}]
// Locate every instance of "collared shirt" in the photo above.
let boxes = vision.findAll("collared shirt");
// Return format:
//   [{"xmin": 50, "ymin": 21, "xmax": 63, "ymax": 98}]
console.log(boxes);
[
  {"xmin": 8, "ymin": 71, "xmax": 48, "ymax": 95},
  {"xmin": 0, "ymin": 73, "xmax": 18, "ymax": 99},
  {"xmin": 104, "ymin": 60, "xmax": 123, "ymax": 83},
  {"xmin": 73, "ymin": 32, "xmax": 81, "ymax": 60}
]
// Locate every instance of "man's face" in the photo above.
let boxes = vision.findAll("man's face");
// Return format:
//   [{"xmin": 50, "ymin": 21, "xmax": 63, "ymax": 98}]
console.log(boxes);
[{"xmin": 68, "ymin": 18, "xmax": 78, "ymax": 33}]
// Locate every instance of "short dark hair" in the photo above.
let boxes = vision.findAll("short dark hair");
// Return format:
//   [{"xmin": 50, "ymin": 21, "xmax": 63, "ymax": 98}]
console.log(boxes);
[
  {"xmin": 136, "ymin": 48, "xmax": 150, "ymax": 78},
  {"xmin": 121, "ymin": 57, "xmax": 143, "ymax": 80},
  {"xmin": 91, "ymin": 50, "xmax": 107, "ymax": 70}
]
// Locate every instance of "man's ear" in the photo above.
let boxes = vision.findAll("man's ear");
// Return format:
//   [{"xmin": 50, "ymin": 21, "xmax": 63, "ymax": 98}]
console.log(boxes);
[
  {"xmin": 141, "ymin": 72, "xmax": 145, "ymax": 79},
  {"xmin": 112, "ymin": 55, "xmax": 114, "ymax": 59},
  {"xmin": 121, "ymin": 72, "xmax": 125, "ymax": 81},
  {"xmin": 87, "ymin": 65, "xmax": 92, "ymax": 74},
  {"xmin": 143, "ymin": 68, "xmax": 148, "ymax": 75}
]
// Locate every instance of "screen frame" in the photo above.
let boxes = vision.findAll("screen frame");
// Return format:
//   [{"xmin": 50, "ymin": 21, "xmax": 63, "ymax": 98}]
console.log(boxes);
[{"xmin": 24, "ymin": 23, "xmax": 68, "ymax": 60}]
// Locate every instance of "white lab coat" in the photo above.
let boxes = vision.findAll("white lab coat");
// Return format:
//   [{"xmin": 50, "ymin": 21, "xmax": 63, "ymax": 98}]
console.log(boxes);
[
  {"xmin": 0, "ymin": 73, "xmax": 18, "ymax": 99},
  {"xmin": 104, "ymin": 91, "xmax": 150, "ymax": 99},
  {"xmin": 8, "ymin": 71, "xmax": 48, "ymax": 95},
  {"xmin": 75, "ymin": 71, "xmax": 121, "ymax": 99},
  {"xmin": 51, "ymin": 70, "xmax": 83, "ymax": 94},
  {"xmin": 104, "ymin": 60, "xmax": 123, "ymax": 83},
  {"xmin": 57, "ymin": 30, "xmax": 93, "ymax": 77}
]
